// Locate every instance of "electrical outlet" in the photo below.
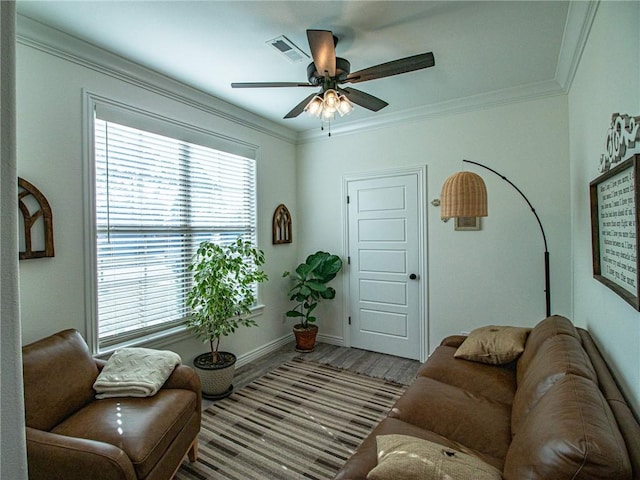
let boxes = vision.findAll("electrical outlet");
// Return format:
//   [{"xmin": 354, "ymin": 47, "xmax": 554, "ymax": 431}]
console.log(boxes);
[{"xmin": 461, "ymin": 331, "xmax": 470, "ymax": 336}]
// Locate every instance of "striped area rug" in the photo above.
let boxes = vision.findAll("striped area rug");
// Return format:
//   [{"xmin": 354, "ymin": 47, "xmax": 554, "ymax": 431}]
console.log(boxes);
[{"xmin": 175, "ymin": 359, "xmax": 406, "ymax": 480}]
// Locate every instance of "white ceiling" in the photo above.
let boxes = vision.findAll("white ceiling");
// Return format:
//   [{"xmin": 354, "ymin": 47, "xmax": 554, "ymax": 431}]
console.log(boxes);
[{"xmin": 16, "ymin": 1, "xmax": 579, "ymax": 136}]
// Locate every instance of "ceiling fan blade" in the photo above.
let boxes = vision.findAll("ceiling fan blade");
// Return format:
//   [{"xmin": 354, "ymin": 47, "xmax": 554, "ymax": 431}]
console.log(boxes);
[
  {"xmin": 284, "ymin": 92, "xmax": 319, "ymax": 119},
  {"xmin": 307, "ymin": 30, "xmax": 336, "ymax": 77},
  {"xmin": 231, "ymin": 82, "xmax": 315, "ymax": 88},
  {"xmin": 346, "ymin": 52, "xmax": 435, "ymax": 84},
  {"xmin": 340, "ymin": 87, "xmax": 388, "ymax": 112}
]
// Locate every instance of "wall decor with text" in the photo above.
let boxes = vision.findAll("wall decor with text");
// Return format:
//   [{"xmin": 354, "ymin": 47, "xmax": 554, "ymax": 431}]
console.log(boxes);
[{"xmin": 590, "ymin": 155, "xmax": 639, "ymax": 309}]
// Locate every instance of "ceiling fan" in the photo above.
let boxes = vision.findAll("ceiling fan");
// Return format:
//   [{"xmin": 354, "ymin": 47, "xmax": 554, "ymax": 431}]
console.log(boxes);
[{"xmin": 231, "ymin": 29, "xmax": 435, "ymax": 119}]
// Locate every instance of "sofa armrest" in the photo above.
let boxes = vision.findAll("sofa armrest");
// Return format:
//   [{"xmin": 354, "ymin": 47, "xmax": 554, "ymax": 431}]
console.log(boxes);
[
  {"xmin": 163, "ymin": 364, "xmax": 202, "ymax": 411},
  {"xmin": 440, "ymin": 335, "xmax": 468, "ymax": 348},
  {"xmin": 26, "ymin": 427, "xmax": 136, "ymax": 480}
]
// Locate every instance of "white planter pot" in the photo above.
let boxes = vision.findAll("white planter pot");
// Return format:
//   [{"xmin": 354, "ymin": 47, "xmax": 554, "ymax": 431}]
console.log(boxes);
[{"xmin": 193, "ymin": 351, "xmax": 236, "ymax": 400}]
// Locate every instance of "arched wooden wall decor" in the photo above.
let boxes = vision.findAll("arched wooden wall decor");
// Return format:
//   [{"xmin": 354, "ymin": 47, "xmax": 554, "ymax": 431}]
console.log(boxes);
[
  {"xmin": 272, "ymin": 204, "xmax": 292, "ymax": 244},
  {"xmin": 18, "ymin": 177, "xmax": 55, "ymax": 259}
]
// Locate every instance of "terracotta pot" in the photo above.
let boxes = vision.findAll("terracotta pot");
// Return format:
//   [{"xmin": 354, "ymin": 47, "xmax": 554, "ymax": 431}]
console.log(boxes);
[
  {"xmin": 293, "ymin": 324, "xmax": 318, "ymax": 352},
  {"xmin": 193, "ymin": 351, "xmax": 236, "ymax": 400}
]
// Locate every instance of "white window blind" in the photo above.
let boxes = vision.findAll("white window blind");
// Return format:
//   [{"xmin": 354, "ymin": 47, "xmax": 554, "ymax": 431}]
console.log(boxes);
[{"xmin": 94, "ymin": 114, "xmax": 257, "ymax": 349}]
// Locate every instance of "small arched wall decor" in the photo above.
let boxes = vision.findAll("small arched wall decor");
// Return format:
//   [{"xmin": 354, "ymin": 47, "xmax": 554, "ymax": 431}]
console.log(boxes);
[
  {"xmin": 18, "ymin": 177, "xmax": 54, "ymax": 259},
  {"xmin": 272, "ymin": 204, "xmax": 292, "ymax": 244}
]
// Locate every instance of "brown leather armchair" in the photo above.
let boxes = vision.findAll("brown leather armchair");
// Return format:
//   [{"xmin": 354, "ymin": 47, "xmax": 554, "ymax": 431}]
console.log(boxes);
[{"xmin": 22, "ymin": 329, "xmax": 201, "ymax": 480}]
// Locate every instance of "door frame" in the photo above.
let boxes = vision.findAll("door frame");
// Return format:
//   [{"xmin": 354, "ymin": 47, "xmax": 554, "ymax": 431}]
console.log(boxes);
[{"xmin": 342, "ymin": 165, "xmax": 429, "ymax": 362}]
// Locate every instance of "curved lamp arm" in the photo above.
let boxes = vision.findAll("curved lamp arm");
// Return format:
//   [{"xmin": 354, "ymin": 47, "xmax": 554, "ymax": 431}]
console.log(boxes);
[{"xmin": 464, "ymin": 159, "xmax": 551, "ymax": 317}]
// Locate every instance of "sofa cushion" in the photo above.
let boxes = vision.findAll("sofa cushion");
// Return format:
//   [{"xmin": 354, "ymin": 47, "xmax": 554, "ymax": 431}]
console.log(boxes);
[
  {"xmin": 517, "ymin": 315, "xmax": 580, "ymax": 383},
  {"xmin": 418, "ymin": 345, "xmax": 516, "ymax": 405},
  {"xmin": 504, "ymin": 375, "xmax": 631, "ymax": 480},
  {"xmin": 368, "ymin": 434, "xmax": 503, "ymax": 480},
  {"xmin": 22, "ymin": 329, "xmax": 99, "ymax": 431},
  {"xmin": 454, "ymin": 325, "xmax": 531, "ymax": 365},
  {"xmin": 52, "ymin": 389, "xmax": 197, "ymax": 479},
  {"xmin": 388, "ymin": 377, "xmax": 512, "ymax": 461},
  {"xmin": 333, "ymin": 418, "xmax": 504, "ymax": 480},
  {"xmin": 511, "ymin": 334, "xmax": 597, "ymax": 435}
]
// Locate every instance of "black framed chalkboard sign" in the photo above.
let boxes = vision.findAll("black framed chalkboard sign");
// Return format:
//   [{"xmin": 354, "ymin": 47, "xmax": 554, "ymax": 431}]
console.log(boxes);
[{"xmin": 590, "ymin": 154, "xmax": 640, "ymax": 310}]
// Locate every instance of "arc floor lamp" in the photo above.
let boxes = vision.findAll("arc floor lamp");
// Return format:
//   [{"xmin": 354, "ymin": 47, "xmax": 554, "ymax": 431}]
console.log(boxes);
[{"xmin": 441, "ymin": 159, "xmax": 551, "ymax": 317}]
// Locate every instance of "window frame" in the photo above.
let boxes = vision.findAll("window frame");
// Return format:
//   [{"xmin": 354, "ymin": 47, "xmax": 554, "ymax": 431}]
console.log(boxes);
[{"xmin": 83, "ymin": 92, "xmax": 262, "ymax": 355}]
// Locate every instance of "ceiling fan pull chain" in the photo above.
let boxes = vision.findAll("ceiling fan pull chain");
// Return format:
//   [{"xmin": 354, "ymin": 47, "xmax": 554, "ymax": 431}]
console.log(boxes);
[{"xmin": 320, "ymin": 118, "xmax": 331, "ymax": 137}]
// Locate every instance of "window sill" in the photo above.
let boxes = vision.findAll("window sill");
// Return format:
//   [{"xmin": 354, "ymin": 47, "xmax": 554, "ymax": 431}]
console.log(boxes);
[{"xmin": 96, "ymin": 304, "xmax": 266, "ymax": 359}]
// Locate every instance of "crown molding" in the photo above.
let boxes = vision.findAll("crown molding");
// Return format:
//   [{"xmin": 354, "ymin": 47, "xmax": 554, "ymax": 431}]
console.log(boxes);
[
  {"xmin": 298, "ymin": 0, "xmax": 598, "ymax": 144},
  {"xmin": 297, "ymin": 79, "xmax": 565, "ymax": 143},
  {"xmin": 555, "ymin": 0, "xmax": 600, "ymax": 92},
  {"xmin": 17, "ymin": 1, "xmax": 598, "ymax": 147},
  {"xmin": 16, "ymin": 15, "xmax": 298, "ymax": 145}
]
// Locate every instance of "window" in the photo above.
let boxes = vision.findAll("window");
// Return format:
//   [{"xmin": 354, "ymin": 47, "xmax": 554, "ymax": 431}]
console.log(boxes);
[{"xmin": 92, "ymin": 106, "xmax": 257, "ymax": 350}]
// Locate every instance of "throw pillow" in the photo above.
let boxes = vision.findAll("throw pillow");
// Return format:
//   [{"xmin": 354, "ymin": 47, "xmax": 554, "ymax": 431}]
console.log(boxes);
[
  {"xmin": 454, "ymin": 325, "xmax": 531, "ymax": 365},
  {"xmin": 367, "ymin": 434, "xmax": 502, "ymax": 480}
]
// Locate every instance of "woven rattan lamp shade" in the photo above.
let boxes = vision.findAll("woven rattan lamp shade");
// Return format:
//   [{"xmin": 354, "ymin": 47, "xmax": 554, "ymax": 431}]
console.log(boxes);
[{"xmin": 440, "ymin": 171, "xmax": 488, "ymax": 219}]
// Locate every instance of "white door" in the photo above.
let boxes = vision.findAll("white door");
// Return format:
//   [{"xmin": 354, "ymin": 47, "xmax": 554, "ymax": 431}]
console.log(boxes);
[{"xmin": 345, "ymin": 169, "xmax": 425, "ymax": 360}]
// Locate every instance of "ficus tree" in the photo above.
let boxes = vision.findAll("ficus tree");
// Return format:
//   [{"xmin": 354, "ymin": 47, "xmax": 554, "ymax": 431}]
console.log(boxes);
[{"xmin": 187, "ymin": 237, "xmax": 268, "ymax": 363}]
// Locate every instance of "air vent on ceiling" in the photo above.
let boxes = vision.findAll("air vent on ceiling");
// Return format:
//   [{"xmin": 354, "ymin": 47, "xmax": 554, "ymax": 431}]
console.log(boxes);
[{"xmin": 266, "ymin": 35, "xmax": 309, "ymax": 63}]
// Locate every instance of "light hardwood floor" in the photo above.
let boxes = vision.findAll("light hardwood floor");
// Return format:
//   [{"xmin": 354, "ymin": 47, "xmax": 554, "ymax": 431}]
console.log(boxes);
[{"xmin": 203, "ymin": 342, "xmax": 422, "ymax": 409}]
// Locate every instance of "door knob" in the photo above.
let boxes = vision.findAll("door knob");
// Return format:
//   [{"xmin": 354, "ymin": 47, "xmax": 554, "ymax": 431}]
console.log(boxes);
[{"xmin": 409, "ymin": 273, "xmax": 418, "ymax": 280}]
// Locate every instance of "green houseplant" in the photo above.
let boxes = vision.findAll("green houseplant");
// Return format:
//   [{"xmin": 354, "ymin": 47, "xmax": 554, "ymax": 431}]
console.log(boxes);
[
  {"xmin": 187, "ymin": 237, "xmax": 268, "ymax": 399},
  {"xmin": 283, "ymin": 251, "xmax": 343, "ymax": 352}
]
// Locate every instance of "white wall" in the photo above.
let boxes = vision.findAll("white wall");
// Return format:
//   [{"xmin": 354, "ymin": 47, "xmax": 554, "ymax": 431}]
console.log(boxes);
[
  {"xmin": 568, "ymin": 0, "xmax": 640, "ymax": 412},
  {"xmin": 16, "ymin": 19, "xmax": 299, "ymax": 363},
  {"xmin": 297, "ymin": 94, "xmax": 572, "ymax": 354}
]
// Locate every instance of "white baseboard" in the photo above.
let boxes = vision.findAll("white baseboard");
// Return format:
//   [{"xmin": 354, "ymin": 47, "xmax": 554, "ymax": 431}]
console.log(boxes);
[
  {"xmin": 316, "ymin": 333, "xmax": 345, "ymax": 347},
  {"xmin": 235, "ymin": 334, "xmax": 292, "ymax": 369},
  {"xmin": 235, "ymin": 332, "xmax": 346, "ymax": 368}
]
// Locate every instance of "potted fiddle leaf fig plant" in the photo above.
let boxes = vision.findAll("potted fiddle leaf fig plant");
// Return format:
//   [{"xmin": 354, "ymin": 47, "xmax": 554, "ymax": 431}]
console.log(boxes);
[
  {"xmin": 187, "ymin": 237, "xmax": 268, "ymax": 399},
  {"xmin": 283, "ymin": 251, "xmax": 343, "ymax": 352}
]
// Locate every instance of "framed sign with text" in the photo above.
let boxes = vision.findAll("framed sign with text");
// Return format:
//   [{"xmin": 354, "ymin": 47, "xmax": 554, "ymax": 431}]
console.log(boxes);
[{"xmin": 590, "ymin": 155, "xmax": 640, "ymax": 309}]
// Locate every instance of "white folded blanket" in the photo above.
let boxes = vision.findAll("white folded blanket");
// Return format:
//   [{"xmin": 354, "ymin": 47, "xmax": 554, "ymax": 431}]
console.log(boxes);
[{"xmin": 93, "ymin": 347, "xmax": 182, "ymax": 399}]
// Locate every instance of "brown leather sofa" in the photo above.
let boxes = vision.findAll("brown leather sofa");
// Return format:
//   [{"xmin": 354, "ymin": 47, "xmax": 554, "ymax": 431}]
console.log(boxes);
[
  {"xmin": 22, "ymin": 329, "xmax": 201, "ymax": 480},
  {"xmin": 334, "ymin": 315, "xmax": 640, "ymax": 479}
]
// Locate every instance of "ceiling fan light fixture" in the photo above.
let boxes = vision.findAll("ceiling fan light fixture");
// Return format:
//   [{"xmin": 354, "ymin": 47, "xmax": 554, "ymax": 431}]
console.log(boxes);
[
  {"xmin": 304, "ymin": 95, "xmax": 324, "ymax": 117},
  {"xmin": 337, "ymin": 94, "xmax": 353, "ymax": 117},
  {"xmin": 323, "ymin": 89, "xmax": 339, "ymax": 110},
  {"xmin": 321, "ymin": 107, "xmax": 336, "ymax": 121},
  {"xmin": 304, "ymin": 90, "xmax": 352, "ymax": 121}
]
